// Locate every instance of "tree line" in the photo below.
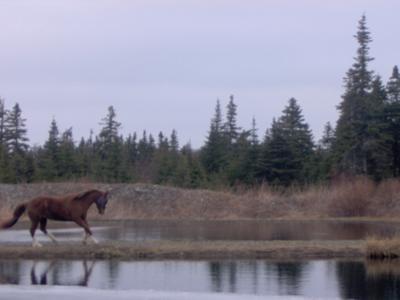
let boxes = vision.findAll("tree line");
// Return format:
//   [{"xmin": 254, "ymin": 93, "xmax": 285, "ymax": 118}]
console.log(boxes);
[{"xmin": 0, "ymin": 15, "xmax": 399, "ymax": 187}]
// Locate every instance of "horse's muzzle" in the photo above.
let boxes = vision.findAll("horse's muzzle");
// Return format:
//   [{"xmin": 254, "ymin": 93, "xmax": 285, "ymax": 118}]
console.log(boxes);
[{"xmin": 98, "ymin": 209, "xmax": 105, "ymax": 215}]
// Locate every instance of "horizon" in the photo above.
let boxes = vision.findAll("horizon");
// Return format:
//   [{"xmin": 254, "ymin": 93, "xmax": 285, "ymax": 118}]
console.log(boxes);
[{"xmin": 0, "ymin": 1, "xmax": 399, "ymax": 148}]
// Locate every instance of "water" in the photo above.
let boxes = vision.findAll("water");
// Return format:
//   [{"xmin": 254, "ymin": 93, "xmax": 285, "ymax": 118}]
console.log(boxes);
[
  {"xmin": 1, "ymin": 220, "xmax": 400, "ymax": 299},
  {"xmin": 0, "ymin": 258, "xmax": 399, "ymax": 299},
  {"xmin": 1, "ymin": 219, "xmax": 399, "ymax": 243}
]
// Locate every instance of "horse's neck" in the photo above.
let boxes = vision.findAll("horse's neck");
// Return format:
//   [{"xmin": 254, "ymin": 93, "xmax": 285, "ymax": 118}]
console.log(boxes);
[{"xmin": 79, "ymin": 194, "xmax": 97, "ymax": 209}]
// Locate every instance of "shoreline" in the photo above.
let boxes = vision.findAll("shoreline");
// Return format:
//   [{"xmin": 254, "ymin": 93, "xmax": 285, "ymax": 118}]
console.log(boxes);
[{"xmin": 0, "ymin": 240, "xmax": 365, "ymax": 260}]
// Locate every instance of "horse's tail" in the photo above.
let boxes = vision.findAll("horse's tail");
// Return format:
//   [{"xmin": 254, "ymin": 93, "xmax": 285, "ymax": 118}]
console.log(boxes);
[{"xmin": 1, "ymin": 203, "xmax": 27, "ymax": 229}]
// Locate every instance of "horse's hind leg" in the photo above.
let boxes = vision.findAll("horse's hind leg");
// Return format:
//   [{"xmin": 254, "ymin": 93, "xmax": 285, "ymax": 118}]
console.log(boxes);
[
  {"xmin": 30, "ymin": 219, "xmax": 42, "ymax": 248},
  {"xmin": 40, "ymin": 218, "xmax": 58, "ymax": 244}
]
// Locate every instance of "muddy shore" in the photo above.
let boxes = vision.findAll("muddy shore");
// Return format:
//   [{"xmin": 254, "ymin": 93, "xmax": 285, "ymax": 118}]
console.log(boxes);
[{"xmin": 0, "ymin": 240, "xmax": 365, "ymax": 260}]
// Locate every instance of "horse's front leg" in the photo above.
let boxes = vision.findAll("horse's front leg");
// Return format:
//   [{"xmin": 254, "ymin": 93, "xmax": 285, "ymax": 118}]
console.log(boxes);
[{"xmin": 74, "ymin": 218, "xmax": 98, "ymax": 245}]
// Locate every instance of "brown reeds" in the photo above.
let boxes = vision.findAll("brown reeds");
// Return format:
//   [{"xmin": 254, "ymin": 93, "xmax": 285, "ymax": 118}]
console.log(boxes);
[
  {"xmin": 0, "ymin": 177, "xmax": 399, "ymax": 220},
  {"xmin": 366, "ymin": 236, "xmax": 400, "ymax": 259}
]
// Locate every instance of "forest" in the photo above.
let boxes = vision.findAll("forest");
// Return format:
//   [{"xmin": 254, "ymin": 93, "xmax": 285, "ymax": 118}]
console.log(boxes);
[{"xmin": 0, "ymin": 16, "xmax": 399, "ymax": 188}]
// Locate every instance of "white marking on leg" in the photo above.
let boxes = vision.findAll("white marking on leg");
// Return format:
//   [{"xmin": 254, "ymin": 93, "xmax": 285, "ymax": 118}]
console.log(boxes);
[
  {"xmin": 47, "ymin": 232, "xmax": 58, "ymax": 244},
  {"xmin": 89, "ymin": 235, "xmax": 98, "ymax": 244},
  {"xmin": 32, "ymin": 237, "xmax": 42, "ymax": 248},
  {"xmin": 82, "ymin": 232, "xmax": 89, "ymax": 245}
]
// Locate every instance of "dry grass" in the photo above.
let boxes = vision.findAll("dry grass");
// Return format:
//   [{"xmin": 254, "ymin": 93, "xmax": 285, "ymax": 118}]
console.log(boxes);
[
  {"xmin": 0, "ymin": 240, "xmax": 364, "ymax": 260},
  {"xmin": 0, "ymin": 177, "xmax": 400, "ymax": 220},
  {"xmin": 366, "ymin": 236, "xmax": 400, "ymax": 259}
]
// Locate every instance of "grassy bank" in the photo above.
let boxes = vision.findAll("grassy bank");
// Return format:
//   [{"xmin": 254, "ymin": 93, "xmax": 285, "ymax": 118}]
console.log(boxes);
[
  {"xmin": 366, "ymin": 237, "xmax": 400, "ymax": 259},
  {"xmin": 0, "ymin": 177, "xmax": 399, "ymax": 220},
  {"xmin": 0, "ymin": 240, "xmax": 364, "ymax": 260}
]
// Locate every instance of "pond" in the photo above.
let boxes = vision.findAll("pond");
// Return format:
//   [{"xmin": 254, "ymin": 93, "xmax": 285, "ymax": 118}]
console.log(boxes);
[
  {"xmin": 0, "ymin": 219, "xmax": 399, "ymax": 244},
  {"xmin": 0, "ymin": 258, "xmax": 399, "ymax": 300}
]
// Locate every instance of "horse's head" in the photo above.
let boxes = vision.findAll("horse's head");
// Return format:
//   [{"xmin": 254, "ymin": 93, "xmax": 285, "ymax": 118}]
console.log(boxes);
[{"xmin": 95, "ymin": 191, "xmax": 109, "ymax": 215}]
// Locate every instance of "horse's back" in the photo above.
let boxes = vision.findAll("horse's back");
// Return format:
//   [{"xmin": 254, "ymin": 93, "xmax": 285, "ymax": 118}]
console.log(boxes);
[{"xmin": 27, "ymin": 196, "xmax": 72, "ymax": 221}]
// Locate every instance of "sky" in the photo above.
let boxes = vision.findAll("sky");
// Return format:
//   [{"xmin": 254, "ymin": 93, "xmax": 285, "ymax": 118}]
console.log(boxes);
[{"xmin": 0, "ymin": 0, "xmax": 399, "ymax": 148}]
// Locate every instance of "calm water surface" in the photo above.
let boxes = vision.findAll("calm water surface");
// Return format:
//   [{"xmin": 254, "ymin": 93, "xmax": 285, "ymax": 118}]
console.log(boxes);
[
  {"xmin": 0, "ymin": 219, "xmax": 399, "ymax": 243},
  {"xmin": 0, "ymin": 259, "xmax": 399, "ymax": 299}
]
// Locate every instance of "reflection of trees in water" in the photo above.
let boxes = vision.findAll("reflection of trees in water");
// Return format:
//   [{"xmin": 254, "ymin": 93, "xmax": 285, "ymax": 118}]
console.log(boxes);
[
  {"xmin": 264, "ymin": 261, "xmax": 307, "ymax": 295},
  {"xmin": 107, "ymin": 260, "xmax": 120, "ymax": 289},
  {"xmin": 209, "ymin": 262, "xmax": 223, "ymax": 292},
  {"xmin": 208, "ymin": 260, "xmax": 306, "ymax": 295},
  {"xmin": 30, "ymin": 260, "xmax": 95, "ymax": 287},
  {"xmin": 208, "ymin": 261, "xmax": 238, "ymax": 293},
  {"xmin": 336, "ymin": 262, "xmax": 367, "ymax": 300},
  {"xmin": 336, "ymin": 261, "xmax": 400, "ymax": 300},
  {"xmin": 0, "ymin": 260, "xmax": 20, "ymax": 284}
]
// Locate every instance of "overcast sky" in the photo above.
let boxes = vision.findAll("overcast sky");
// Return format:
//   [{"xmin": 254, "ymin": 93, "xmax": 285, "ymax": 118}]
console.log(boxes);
[{"xmin": 0, "ymin": 0, "xmax": 399, "ymax": 148}]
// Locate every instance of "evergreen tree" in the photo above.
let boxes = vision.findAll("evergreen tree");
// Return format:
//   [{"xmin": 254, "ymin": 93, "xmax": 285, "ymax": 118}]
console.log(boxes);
[
  {"xmin": 40, "ymin": 118, "xmax": 61, "ymax": 180},
  {"xmin": 59, "ymin": 128, "xmax": 77, "ymax": 179},
  {"xmin": 98, "ymin": 106, "xmax": 123, "ymax": 181},
  {"xmin": 179, "ymin": 143, "xmax": 205, "ymax": 188},
  {"xmin": 314, "ymin": 122, "xmax": 336, "ymax": 180},
  {"xmin": 0, "ymin": 99, "xmax": 8, "ymax": 181},
  {"xmin": 258, "ymin": 119, "xmax": 297, "ymax": 185},
  {"xmin": 224, "ymin": 95, "xmax": 240, "ymax": 145},
  {"xmin": 154, "ymin": 131, "xmax": 170, "ymax": 184},
  {"xmin": 387, "ymin": 66, "xmax": 400, "ymax": 103},
  {"xmin": 0, "ymin": 98, "xmax": 6, "ymax": 145},
  {"xmin": 169, "ymin": 129, "xmax": 180, "ymax": 184},
  {"xmin": 250, "ymin": 117, "xmax": 258, "ymax": 146},
  {"xmin": 4, "ymin": 103, "xmax": 31, "ymax": 182},
  {"xmin": 136, "ymin": 131, "xmax": 156, "ymax": 181},
  {"xmin": 5, "ymin": 103, "xmax": 29, "ymax": 154},
  {"xmin": 333, "ymin": 15, "xmax": 374, "ymax": 175},
  {"xmin": 201, "ymin": 100, "xmax": 227, "ymax": 178},
  {"xmin": 123, "ymin": 132, "xmax": 138, "ymax": 180},
  {"xmin": 386, "ymin": 66, "xmax": 400, "ymax": 176},
  {"xmin": 258, "ymin": 99, "xmax": 314, "ymax": 185},
  {"xmin": 365, "ymin": 76, "xmax": 391, "ymax": 179}
]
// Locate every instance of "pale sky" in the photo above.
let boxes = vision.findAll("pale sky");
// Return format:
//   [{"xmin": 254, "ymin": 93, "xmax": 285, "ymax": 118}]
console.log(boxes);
[{"xmin": 0, "ymin": 0, "xmax": 399, "ymax": 148}]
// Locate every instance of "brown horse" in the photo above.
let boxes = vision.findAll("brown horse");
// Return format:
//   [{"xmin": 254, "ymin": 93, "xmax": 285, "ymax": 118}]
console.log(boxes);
[{"xmin": 1, "ymin": 189, "xmax": 109, "ymax": 247}]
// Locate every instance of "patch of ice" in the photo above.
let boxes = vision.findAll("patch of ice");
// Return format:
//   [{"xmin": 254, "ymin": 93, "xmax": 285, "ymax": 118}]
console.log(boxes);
[{"xmin": 0, "ymin": 285, "xmax": 340, "ymax": 300}]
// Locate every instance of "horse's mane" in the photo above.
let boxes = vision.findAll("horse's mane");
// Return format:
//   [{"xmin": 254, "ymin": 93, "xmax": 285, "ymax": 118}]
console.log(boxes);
[{"xmin": 73, "ymin": 190, "xmax": 102, "ymax": 201}]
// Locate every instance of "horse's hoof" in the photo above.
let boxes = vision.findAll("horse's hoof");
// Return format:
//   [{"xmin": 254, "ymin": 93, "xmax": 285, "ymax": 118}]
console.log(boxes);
[{"xmin": 32, "ymin": 243, "xmax": 43, "ymax": 248}]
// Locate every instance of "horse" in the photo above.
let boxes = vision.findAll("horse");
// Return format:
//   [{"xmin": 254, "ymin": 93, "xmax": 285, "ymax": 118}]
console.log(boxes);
[{"xmin": 1, "ymin": 189, "xmax": 109, "ymax": 247}]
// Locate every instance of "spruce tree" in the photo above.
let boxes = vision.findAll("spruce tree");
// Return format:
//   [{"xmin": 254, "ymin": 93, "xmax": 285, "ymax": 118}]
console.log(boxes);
[
  {"xmin": 201, "ymin": 100, "xmax": 227, "ymax": 178},
  {"xmin": 366, "ymin": 76, "xmax": 391, "ymax": 179},
  {"xmin": 258, "ymin": 119, "xmax": 297, "ymax": 185},
  {"xmin": 386, "ymin": 66, "xmax": 400, "ymax": 176},
  {"xmin": 0, "ymin": 99, "xmax": 8, "ymax": 181},
  {"xmin": 258, "ymin": 99, "xmax": 314, "ymax": 185},
  {"xmin": 5, "ymin": 103, "xmax": 29, "ymax": 155},
  {"xmin": 224, "ymin": 95, "xmax": 240, "ymax": 145},
  {"xmin": 4, "ymin": 103, "xmax": 30, "ymax": 182},
  {"xmin": 313, "ymin": 122, "xmax": 336, "ymax": 180},
  {"xmin": 98, "ymin": 106, "xmax": 123, "ymax": 181},
  {"xmin": 59, "ymin": 128, "xmax": 77, "ymax": 179},
  {"xmin": 77, "ymin": 137, "xmax": 91, "ymax": 178},
  {"xmin": 387, "ymin": 66, "xmax": 400, "ymax": 103},
  {"xmin": 171, "ymin": 143, "xmax": 204, "ymax": 188},
  {"xmin": 334, "ymin": 15, "xmax": 374, "ymax": 175},
  {"xmin": 154, "ymin": 131, "xmax": 171, "ymax": 184},
  {"xmin": 123, "ymin": 133, "xmax": 138, "ymax": 180},
  {"xmin": 0, "ymin": 98, "xmax": 6, "ymax": 146},
  {"xmin": 40, "ymin": 118, "xmax": 61, "ymax": 180}
]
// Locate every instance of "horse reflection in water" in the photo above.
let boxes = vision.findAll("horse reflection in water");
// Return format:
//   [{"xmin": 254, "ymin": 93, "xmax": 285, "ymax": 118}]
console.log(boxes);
[{"xmin": 30, "ymin": 260, "xmax": 95, "ymax": 286}]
